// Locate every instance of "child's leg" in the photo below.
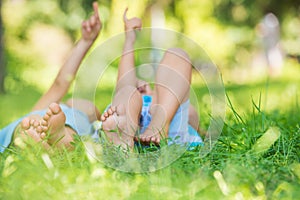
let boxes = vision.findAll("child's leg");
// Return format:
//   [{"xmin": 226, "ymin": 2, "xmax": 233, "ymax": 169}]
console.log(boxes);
[
  {"xmin": 101, "ymin": 85, "xmax": 142, "ymax": 149},
  {"xmin": 139, "ymin": 48, "xmax": 192, "ymax": 144},
  {"xmin": 99, "ymin": 47, "xmax": 142, "ymax": 149},
  {"xmin": 99, "ymin": 8, "xmax": 144, "ymax": 149},
  {"xmin": 65, "ymin": 99, "xmax": 101, "ymax": 122}
]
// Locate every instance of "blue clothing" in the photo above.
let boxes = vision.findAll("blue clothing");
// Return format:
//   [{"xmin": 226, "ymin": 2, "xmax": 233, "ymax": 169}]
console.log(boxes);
[
  {"xmin": 0, "ymin": 104, "xmax": 92, "ymax": 153},
  {"xmin": 139, "ymin": 95, "xmax": 203, "ymax": 146}
]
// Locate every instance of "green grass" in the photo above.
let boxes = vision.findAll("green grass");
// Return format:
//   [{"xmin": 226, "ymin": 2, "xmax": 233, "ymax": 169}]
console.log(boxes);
[{"xmin": 1, "ymin": 64, "xmax": 300, "ymax": 199}]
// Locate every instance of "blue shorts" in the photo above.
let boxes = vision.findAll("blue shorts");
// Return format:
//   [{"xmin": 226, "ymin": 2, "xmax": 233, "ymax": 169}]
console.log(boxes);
[
  {"xmin": 0, "ymin": 104, "xmax": 92, "ymax": 153},
  {"xmin": 139, "ymin": 95, "xmax": 203, "ymax": 146}
]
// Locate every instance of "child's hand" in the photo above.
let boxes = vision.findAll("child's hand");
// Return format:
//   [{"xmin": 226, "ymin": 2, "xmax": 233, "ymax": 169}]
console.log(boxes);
[
  {"xmin": 123, "ymin": 8, "xmax": 142, "ymax": 41},
  {"xmin": 81, "ymin": 2, "xmax": 102, "ymax": 43}
]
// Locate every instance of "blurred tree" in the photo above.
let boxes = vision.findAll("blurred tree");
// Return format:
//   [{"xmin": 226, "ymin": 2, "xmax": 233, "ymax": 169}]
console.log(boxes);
[
  {"xmin": 0, "ymin": 0, "xmax": 5, "ymax": 93},
  {"xmin": 212, "ymin": 0, "xmax": 300, "ymax": 67},
  {"xmin": 1, "ymin": 0, "xmax": 112, "ymax": 93},
  {"xmin": 213, "ymin": 0, "xmax": 300, "ymax": 26},
  {"xmin": 57, "ymin": 0, "xmax": 97, "ymax": 40},
  {"xmin": 2, "ymin": 0, "xmax": 299, "ymax": 90}
]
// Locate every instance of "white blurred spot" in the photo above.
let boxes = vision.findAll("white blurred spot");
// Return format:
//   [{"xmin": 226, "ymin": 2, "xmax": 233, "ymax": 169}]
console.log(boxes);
[{"xmin": 42, "ymin": 153, "xmax": 54, "ymax": 169}]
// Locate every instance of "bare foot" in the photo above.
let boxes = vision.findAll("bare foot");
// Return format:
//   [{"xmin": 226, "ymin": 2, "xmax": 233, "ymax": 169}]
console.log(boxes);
[
  {"xmin": 137, "ymin": 128, "xmax": 162, "ymax": 145},
  {"xmin": 137, "ymin": 105, "xmax": 167, "ymax": 146},
  {"xmin": 100, "ymin": 104, "xmax": 134, "ymax": 149},
  {"xmin": 14, "ymin": 103, "xmax": 76, "ymax": 150},
  {"xmin": 41, "ymin": 103, "xmax": 76, "ymax": 149},
  {"xmin": 15, "ymin": 116, "xmax": 51, "ymax": 149}
]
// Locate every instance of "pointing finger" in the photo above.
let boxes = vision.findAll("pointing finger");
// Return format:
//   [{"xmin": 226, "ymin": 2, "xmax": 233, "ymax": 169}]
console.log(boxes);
[
  {"xmin": 93, "ymin": 2, "xmax": 99, "ymax": 19},
  {"xmin": 123, "ymin": 7, "xmax": 128, "ymax": 22},
  {"xmin": 90, "ymin": 15, "xmax": 96, "ymax": 26}
]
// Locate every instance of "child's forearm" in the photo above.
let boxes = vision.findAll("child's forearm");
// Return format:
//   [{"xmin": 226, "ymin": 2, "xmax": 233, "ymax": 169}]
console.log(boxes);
[
  {"xmin": 116, "ymin": 37, "xmax": 137, "ymax": 86},
  {"xmin": 55, "ymin": 38, "xmax": 94, "ymax": 88},
  {"xmin": 32, "ymin": 38, "xmax": 95, "ymax": 110},
  {"xmin": 117, "ymin": 8, "xmax": 142, "ymax": 88}
]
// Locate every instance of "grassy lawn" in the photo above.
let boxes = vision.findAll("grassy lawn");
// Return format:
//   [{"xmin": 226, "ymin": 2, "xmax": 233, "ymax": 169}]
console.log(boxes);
[{"xmin": 0, "ymin": 63, "xmax": 300, "ymax": 199}]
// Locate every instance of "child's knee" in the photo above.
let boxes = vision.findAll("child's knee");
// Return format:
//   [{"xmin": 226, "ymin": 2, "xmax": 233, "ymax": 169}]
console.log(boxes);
[{"xmin": 165, "ymin": 48, "xmax": 190, "ymax": 61}]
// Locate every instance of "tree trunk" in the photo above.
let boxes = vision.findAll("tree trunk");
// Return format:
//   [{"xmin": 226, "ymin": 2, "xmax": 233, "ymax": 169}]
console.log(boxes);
[{"xmin": 0, "ymin": 0, "xmax": 5, "ymax": 94}]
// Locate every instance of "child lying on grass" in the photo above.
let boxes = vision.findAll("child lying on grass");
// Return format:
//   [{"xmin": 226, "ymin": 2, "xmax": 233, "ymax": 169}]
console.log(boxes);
[
  {"xmin": 0, "ymin": 2, "xmax": 203, "ymax": 153},
  {"xmin": 0, "ymin": 2, "xmax": 102, "ymax": 152}
]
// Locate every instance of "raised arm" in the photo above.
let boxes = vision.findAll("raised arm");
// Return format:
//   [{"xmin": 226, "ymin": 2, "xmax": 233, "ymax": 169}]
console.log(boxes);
[
  {"xmin": 32, "ymin": 2, "xmax": 102, "ymax": 111},
  {"xmin": 116, "ymin": 8, "xmax": 142, "ymax": 88}
]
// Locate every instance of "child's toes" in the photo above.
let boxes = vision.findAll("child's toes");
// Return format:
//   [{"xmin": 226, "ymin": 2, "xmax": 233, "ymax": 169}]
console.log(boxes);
[
  {"xmin": 36, "ymin": 126, "xmax": 43, "ymax": 134},
  {"xmin": 107, "ymin": 108, "xmax": 113, "ymax": 115},
  {"xmin": 49, "ymin": 102, "xmax": 61, "ymax": 114},
  {"xmin": 41, "ymin": 119, "xmax": 48, "ymax": 126},
  {"xmin": 40, "ymin": 132, "xmax": 46, "ymax": 139},
  {"xmin": 33, "ymin": 121, "xmax": 39, "ymax": 128},
  {"xmin": 21, "ymin": 118, "xmax": 30, "ymax": 130},
  {"xmin": 43, "ymin": 114, "xmax": 50, "ymax": 121},
  {"xmin": 42, "ymin": 126, "xmax": 48, "ymax": 132},
  {"xmin": 104, "ymin": 112, "xmax": 109, "ymax": 118},
  {"xmin": 100, "ymin": 115, "xmax": 106, "ymax": 121},
  {"xmin": 30, "ymin": 119, "xmax": 35, "ymax": 126},
  {"xmin": 151, "ymin": 137, "xmax": 156, "ymax": 143}
]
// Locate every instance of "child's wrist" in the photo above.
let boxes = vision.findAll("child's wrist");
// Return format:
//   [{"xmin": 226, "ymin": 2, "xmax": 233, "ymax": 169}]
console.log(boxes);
[
  {"xmin": 124, "ymin": 35, "xmax": 136, "ymax": 43},
  {"xmin": 79, "ymin": 38, "xmax": 94, "ymax": 48},
  {"xmin": 124, "ymin": 40, "xmax": 135, "ymax": 49}
]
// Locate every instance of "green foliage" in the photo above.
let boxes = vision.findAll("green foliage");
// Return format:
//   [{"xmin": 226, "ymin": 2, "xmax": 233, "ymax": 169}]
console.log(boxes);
[
  {"xmin": 3, "ymin": 0, "xmax": 300, "ymax": 82},
  {"xmin": 1, "ymin": 92, "xmax": 300, "ymax": 199}
]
